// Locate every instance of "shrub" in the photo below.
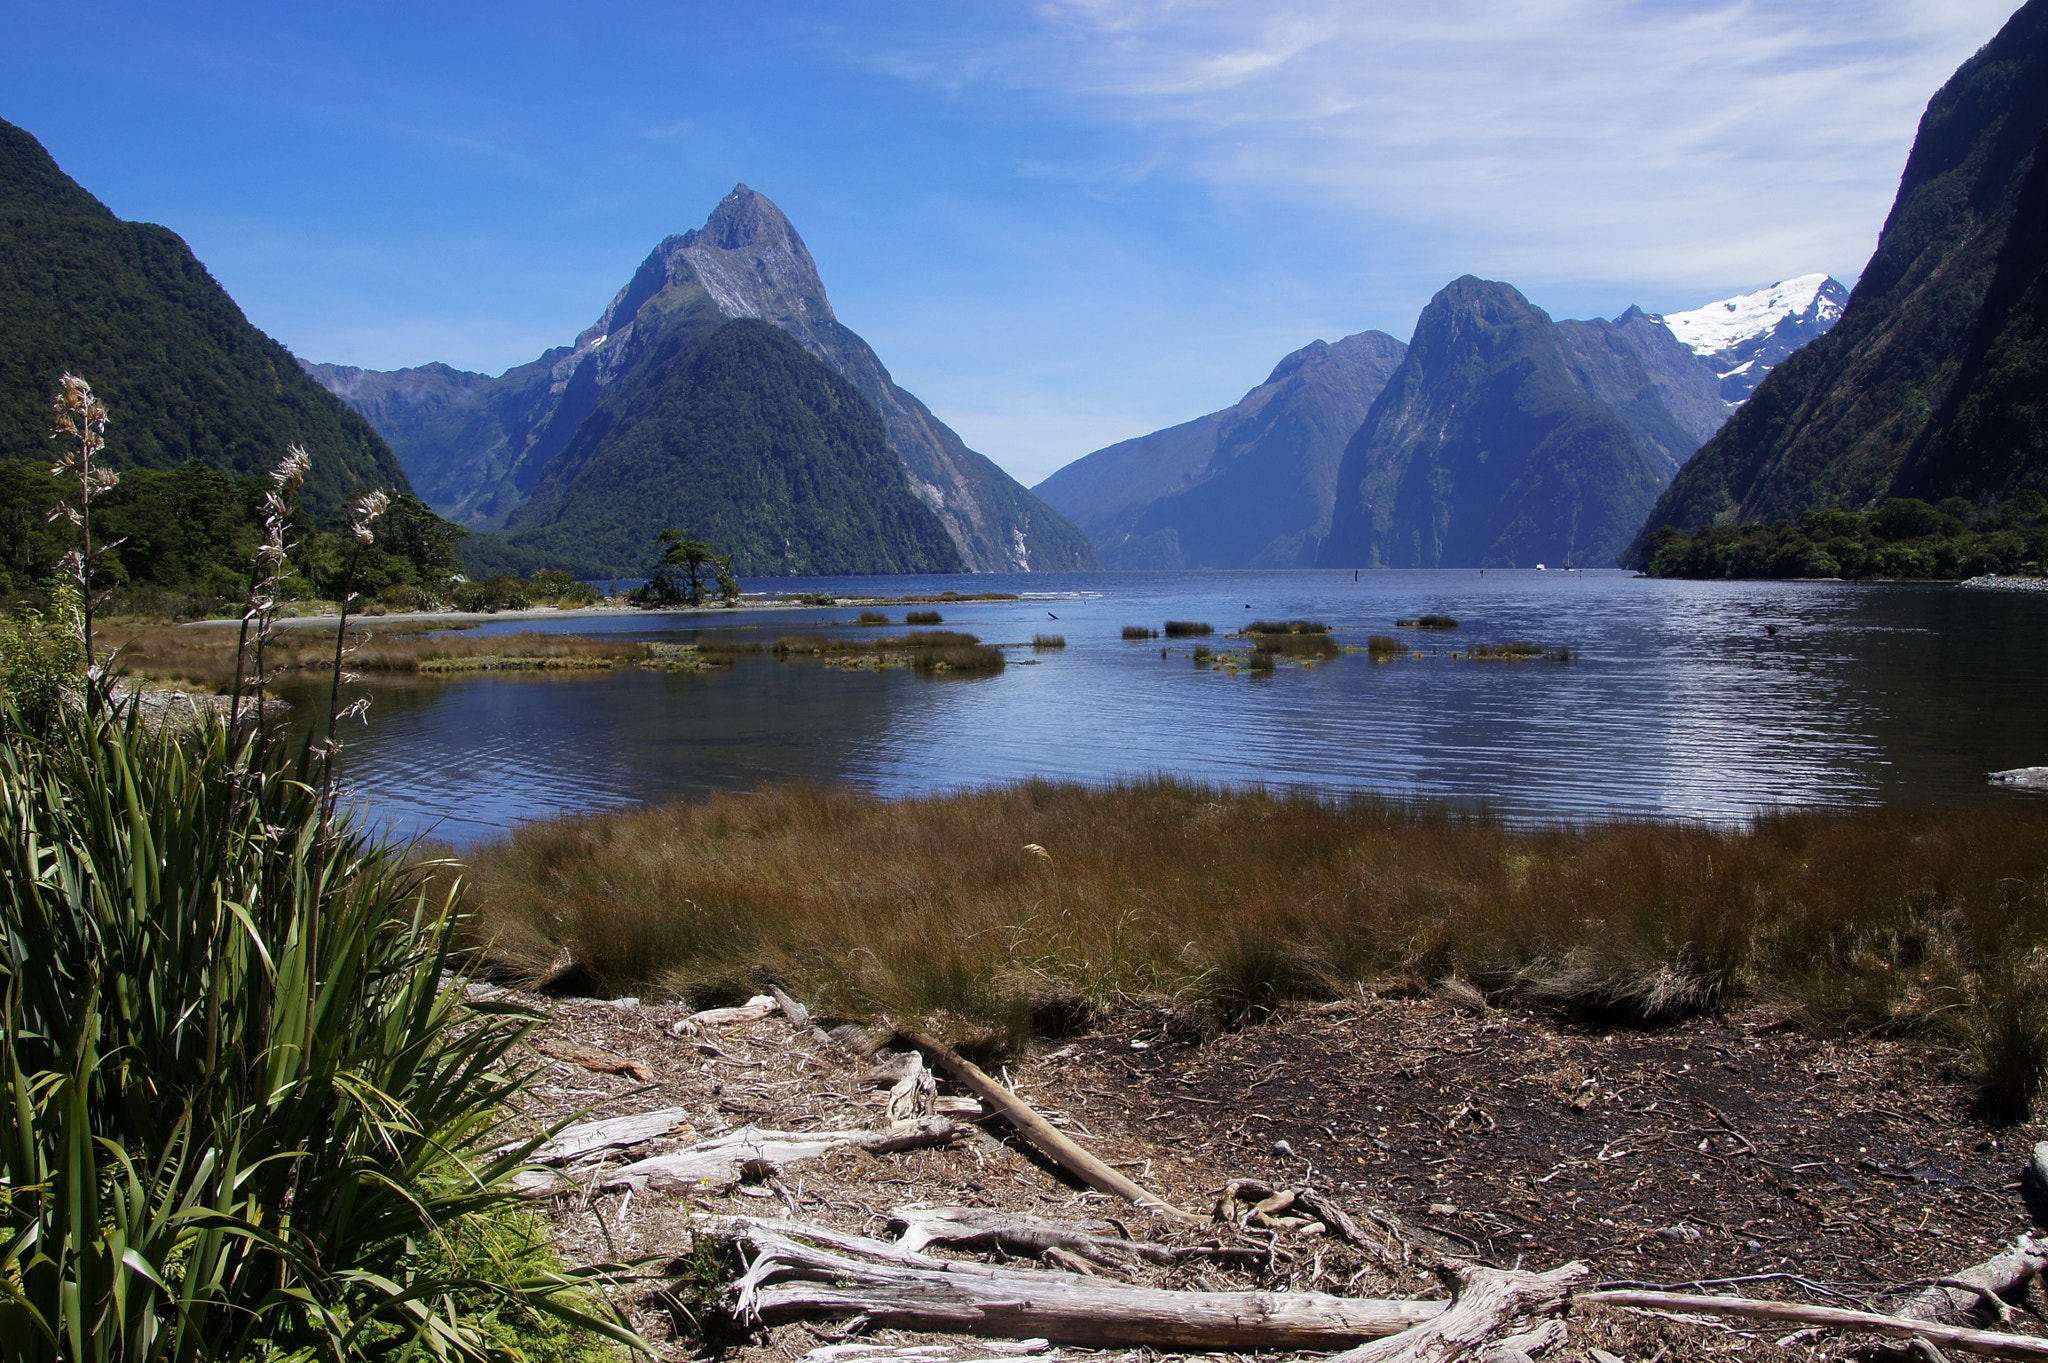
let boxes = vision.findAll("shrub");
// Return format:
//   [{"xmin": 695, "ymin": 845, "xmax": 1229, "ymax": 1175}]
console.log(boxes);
[
  {"xmin": 0, "ymin": 685, "xmax": 638, "ymax": 1359},
  {"xmin": 0, "ymin": 583, "xmax": 86, "ymax": 731},
  {"xmin": 904, "ymin": 610, "xmax": 942, "ymax": 625},
  {"xmin": 1121, "ymin": 625, "xmax": 1158, "ymax": 640},
  {"xmin": 1163, "ymin": 620, "xmax": 1212, "ymax": 637}
]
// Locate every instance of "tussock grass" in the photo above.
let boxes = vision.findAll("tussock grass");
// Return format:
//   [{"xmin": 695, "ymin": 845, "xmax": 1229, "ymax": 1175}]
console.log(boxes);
[
  {"xmin": 912, "ymin": 644, "xmax": 1005, "ymax": 674},
  {"xmin": 1033, "ymin": 633, "xmax": 1066, "ymax": 650},
  {"xmin": 1254, "ymin": 633, "xmax": 1342, "ymax": 661},
  {"xmin": 1465, "ymin": 641, "xmax": 1571, "ymax": 663},
  {"xmin": 453, "ymin": 781, "xmax": 2048, "ymax": 1115},
  {"xmin": 1246, "ymin": 620, "xmax": 1330, "ymax": 635},
  {"xmin": 857, "ymin": 610, "xmax": 891, "ymax": 625},
  {"xmin": 904, "ymin": 610, "xmax": 944, "ymax": 625},
  {"xmin": 1366, "ymin": 635, "xmax": 1404, "ymax": 655},
  {"xmin": 1397, "ymin": 615, "xmax": 1459, "ymax": 629},
  {"xmin": 1164, "ymin": 621, "xmax": 1213, "ymax": 637},
  {"xmin": 1121, "ymin": 625, "xmax": 1158, "ymax": 640}
]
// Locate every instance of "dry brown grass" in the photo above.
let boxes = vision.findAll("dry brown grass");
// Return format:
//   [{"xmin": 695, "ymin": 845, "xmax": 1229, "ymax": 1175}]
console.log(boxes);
[{"xmin": 450, "ymin": 780, "xmax": 2048, "ymax": 1109}]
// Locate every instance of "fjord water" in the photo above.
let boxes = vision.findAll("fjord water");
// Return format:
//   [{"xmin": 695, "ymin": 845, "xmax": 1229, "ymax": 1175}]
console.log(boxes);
[{"xmin": 307, "ymin": 570, "xmax": 2048, "ymax": 845}]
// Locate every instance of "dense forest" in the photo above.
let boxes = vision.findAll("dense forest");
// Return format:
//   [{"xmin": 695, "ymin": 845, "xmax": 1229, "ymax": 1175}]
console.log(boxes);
[{"xmin": 1641, "ymin": 493, "xmax": 2048, "ymax": 580}]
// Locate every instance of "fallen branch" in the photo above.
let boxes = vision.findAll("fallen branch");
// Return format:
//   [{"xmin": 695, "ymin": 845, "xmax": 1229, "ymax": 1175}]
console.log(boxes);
[
  {"xmin": 514, "ymin": 1107, "xmax": 694, "ymax": 1165},
  {"xmin": 1578, "ymin": 1290, "xmax": 2048, "ymax": 1361},
  {"xmin": 1885, "ymin": 1235, "xmax": 2048, "ymax": 1327},
  {"xmin": 603, "ymin": 1117, "xmax": 963, "ymax": 1192},
  {"xmin": 1325, "ymin": 1260, "xmax": 1585, "ymax": 1363},
  {"xmin": 888, "ymin": 1205, "xmax": 1263, "ymax": 1269},
  {"xmin": 725, "ymin": 1218, "xmax": 1443, "ymax": 1349},
  {"xmin": 906, "ymin": 1031, "xmax": 1197, "ymax": 1220},
  {"xmin": 536, "ymin": 1038, "xmax": 654, "ymax": 1081}
]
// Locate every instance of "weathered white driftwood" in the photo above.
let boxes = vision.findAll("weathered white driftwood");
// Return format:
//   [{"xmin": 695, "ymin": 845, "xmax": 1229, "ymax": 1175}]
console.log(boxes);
[
  {"xmin": 1578, "ymin": 1289, "xmax": 2048, "ymax": 1361},
  {"xmin": 1887, "ymin": 1234, "xmax": 2048, "ymax": 1326},
  {"xmin": 906, "ymin": 1031, "xmax": 1196, "ymax": 1220},
  {"xmin": 512, "ymin": 1107, "xmax": 694, "ymax": 1165},
  {"xmin": 1324, "ymin": 1261, "xmax": 1586, "ymax": 1363},
  {"xmin": 602, "ymin": 1117, "xmax": 963, "ymax": 1192},
  {"xmin": 725, "ymin": 1218, "xmax": 1444, "ymax": 1349},
  {"xmin": 891, "ymin": 1206, "xmax": 1177, "ymax": 1266}
]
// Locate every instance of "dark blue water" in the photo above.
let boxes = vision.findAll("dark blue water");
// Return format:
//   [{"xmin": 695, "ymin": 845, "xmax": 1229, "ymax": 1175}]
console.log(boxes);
[{"xmin": 295, "ymin": 570, "xmax": 2048, "ymax": 844}]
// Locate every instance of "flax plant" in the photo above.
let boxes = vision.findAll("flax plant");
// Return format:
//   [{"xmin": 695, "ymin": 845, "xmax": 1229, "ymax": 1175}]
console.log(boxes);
[
  {"xmin": 319, "ymin": 489, "xmax": 390, "ymax": 809},
  {"xmin": 0, "ymin": 681, "xmax": 642, "ymax": 1361},
  {"xmin": 47, "ymin": 374, "xmax": 119, "ymax": 672}
]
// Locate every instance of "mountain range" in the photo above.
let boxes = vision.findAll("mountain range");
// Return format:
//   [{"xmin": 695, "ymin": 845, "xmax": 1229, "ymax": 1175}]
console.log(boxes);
[
  {"xmin": 1039, "ymin": 273, "xmax": 1845, "ymax": 569},
  {"xmin": 1637, "ymin": 0, "xmax": 2048, "ymax": 548},
  {"xmin": 0, "ymin": 117, "xmax": 404, "ymax": 518},
  {"xmin": 312, "ymin": 187, "xmax": 1095, "ymax": 576}
]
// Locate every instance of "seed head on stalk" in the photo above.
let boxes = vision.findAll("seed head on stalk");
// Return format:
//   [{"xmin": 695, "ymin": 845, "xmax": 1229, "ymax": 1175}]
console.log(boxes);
[{"xmin": 48, "ymin": 373, "xmax": 119, "ymax": 670}]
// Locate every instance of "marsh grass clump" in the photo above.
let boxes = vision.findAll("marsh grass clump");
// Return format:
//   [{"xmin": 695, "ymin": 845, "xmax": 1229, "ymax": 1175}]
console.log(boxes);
[
  {"xmin": 1033, "ymin": 633, "xmax": 1066, "ymax": 650},
  {"xmin": 1246, "ymin": 649, "xmax": 1277, "ymax": 673},
  {"xmin": 1164, "ymin": 620, "xmax": 1212, "ymax": 637},
  {"xmin": 912, "ymin": 643, "xmax": 1005, "ymax": 674},
  {"xmin": 905, "ymin": 609, "xmax": 944, "ymax": 625},
  {"xmin": 857, "ymin": 610, "xmax": 890, "ymax": 625},
  {"xmin": 1465, "ymin": 641, "xmax": 1570, "ymax": 662},
  {"xmin": 1191, "ymin": 645, "xmax": 1212, "ymax": 666},
  {"xmin": 1246, "ymin": 620, "xmax": 1331, "ymax": 635},
  {"xmin": 1366, "ymin": 635, "xmax": 1403, "ymax": 655},
  {"xmin": 1397, "ymin": 614, "xmax": 1459, "ymax": 629},
  {"xmin": 1121, "ymin": 625, "xmax": 1159, "ymax": 640},
  {"xmin": 1255, "ymin": 633, "xmax": 1342, "ymax": 661},
  {"xmin": 894, "ymin": 629, "xmax": 979, "ymax": 648},
  {"xmin": 103, "ymin": 622, "xmax": 647, "ymax": 688},
  {"xmin": 772, "ymin": 633, "xmax": 833, "ymax": 657}
]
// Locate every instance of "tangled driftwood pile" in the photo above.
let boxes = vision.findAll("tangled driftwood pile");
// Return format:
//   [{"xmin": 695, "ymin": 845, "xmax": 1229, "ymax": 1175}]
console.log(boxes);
[{"xmin": 502, "ymin": 986, "xmax": 2048, "ymax": 1362}]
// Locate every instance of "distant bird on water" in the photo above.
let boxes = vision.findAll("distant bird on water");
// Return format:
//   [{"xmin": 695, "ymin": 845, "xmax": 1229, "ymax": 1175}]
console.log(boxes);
[{"xmin": 1764, "ymin": 624, "xmax": 1779, "ymax": 636}]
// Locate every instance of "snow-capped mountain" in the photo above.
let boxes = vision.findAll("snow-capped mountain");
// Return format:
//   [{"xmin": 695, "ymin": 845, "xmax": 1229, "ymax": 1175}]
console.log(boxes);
[{"xmin": 1654, "ymin": 274, "xmax": 1849, "ymax": 403}]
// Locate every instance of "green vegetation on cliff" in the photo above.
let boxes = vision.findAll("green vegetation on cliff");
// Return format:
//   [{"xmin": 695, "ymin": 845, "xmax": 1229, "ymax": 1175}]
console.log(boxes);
[
  {"xmin": 1642, "ymin": 493, "xmax": 2048, "ymax": 580},
  {"xmin": 0, "ymin": 117, "xmax": 407, "ymax": 518}
]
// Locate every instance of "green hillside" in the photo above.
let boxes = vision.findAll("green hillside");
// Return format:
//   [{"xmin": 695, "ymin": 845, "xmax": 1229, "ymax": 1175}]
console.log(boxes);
[
  {"xmin": 0, "ymin": 116, "xmax": 406, "ymax": 517},
  {"xmin": 486, "ymin": 320, "xmax": 964, "ymax": 577}
]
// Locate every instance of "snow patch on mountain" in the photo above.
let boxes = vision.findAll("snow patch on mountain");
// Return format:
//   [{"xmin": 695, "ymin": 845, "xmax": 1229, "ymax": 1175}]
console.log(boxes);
[
  {"xmin": 1651, "ymin": 274, "xmax": 1848, "ymax": 403},
  {"xmin": 1657, "ymin": 274, "xmax": 1842, "ymax": 363}
]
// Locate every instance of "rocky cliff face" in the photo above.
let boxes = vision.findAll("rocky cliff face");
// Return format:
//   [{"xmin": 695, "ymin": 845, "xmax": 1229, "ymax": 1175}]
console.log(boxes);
[
  {"xmin": 1634, "ymin": 0, "xmax": 2048, "ymax": 550},
  {"xmin": 1033, "ymin": 331, "xmax": 1408, "ymax": 568},
  {"xmin": 1318, "ymin": 278, "xmax": 1686, "ymax": 569},
  {"xmin": 312, "ymin": 186, "xmax": 1094, "ymax": 572}
]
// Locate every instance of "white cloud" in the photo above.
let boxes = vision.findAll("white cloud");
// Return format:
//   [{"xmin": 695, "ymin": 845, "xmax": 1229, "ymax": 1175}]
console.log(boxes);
[{"xmin": 880, "ymin": 0, "xmax": 2018, "ymax": 295}]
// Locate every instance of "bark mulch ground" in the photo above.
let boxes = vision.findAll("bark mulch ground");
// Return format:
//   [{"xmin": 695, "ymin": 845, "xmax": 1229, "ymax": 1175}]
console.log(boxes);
[{"xmin": 500, "ymin": 986, "xmax": 2047, "ymax": 1363}]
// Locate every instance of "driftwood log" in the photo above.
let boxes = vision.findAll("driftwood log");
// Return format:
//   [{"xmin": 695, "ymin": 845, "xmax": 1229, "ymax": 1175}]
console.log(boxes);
[
  {"xmin": 725, "ymin": 1218, "xmax": 1444, "ymax": 1348},
  {"xmin": 515, "ymin": 1107, "xmax": 694, "ymax": 1165},
  {"xmin": 888, "ymin": 1205, "xmax": 1268, "ymax": 1269},
  {"xmin": 1885, "ymin": 1234, "xmax": 2048, "ymax": 1327},
  {"xmin": 601, "ymin": 1117, "xmax": 963, "ymax": 1192},
  {"xmin": 1577, "ymin": 1289, "xmax": 2048, "ymax": 1361},
  {"xmin": 1324, "ymin": 1261, "xmax": 1586, "ymax": 1363},
  {"xmin": 906, "ymin": 1031, "xmax": 1197, "ymax": 1220},
  {"xmin": 535, "ymin": 1037, "xmax": 654, "ymax": 1081}
]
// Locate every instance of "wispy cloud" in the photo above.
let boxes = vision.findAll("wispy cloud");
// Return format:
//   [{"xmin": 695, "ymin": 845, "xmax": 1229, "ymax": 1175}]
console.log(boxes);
[{"xmin": 870, "ymin": 0, "xmax": 2017, "ymax": 294}]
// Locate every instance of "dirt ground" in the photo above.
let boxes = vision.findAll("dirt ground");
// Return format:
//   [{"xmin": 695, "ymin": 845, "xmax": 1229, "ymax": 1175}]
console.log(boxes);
[{"xmin": 495, "ymin": 985, "xmax": 2048, "ymax": 1363}]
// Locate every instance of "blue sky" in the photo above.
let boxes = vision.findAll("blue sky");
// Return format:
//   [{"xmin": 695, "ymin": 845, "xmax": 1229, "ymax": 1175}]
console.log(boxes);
[{"xmin": 0, "ymin": 1, "xmax": 2019, "ymax": 485}]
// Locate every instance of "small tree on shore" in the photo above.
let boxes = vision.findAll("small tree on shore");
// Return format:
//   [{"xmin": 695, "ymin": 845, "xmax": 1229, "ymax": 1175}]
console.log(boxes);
[{"xmin": 631, "ymin": 530, "xmax": 739, "ymax": 607}]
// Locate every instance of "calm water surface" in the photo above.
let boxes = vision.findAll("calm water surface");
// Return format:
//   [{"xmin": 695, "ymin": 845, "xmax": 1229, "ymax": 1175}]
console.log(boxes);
[{"xmin": 294, "ymin": 570, "xmax": 2048, "ymax": 844}]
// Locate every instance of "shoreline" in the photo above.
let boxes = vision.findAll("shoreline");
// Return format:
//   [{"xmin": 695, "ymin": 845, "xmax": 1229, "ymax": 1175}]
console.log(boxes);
[{"xmin": 175, "ymin": 590, "xmax": 1026, "ymax": 631}]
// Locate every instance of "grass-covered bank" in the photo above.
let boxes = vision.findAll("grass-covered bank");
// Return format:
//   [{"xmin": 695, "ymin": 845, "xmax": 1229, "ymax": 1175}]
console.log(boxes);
[{"xmin": 454, "ymin": 780, "xmax": 2048, "ymax": 1115}]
